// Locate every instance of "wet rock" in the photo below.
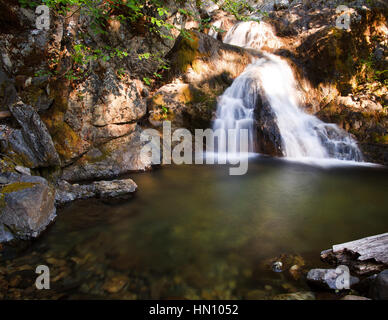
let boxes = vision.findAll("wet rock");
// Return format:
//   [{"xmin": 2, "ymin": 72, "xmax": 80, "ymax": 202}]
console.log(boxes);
[
  {"xmin": 307, "ymin": 268, "xmax": 359, "ymax": 291},
  {"xmin": 55, "ymin": 178, "xmax": 137, "ymax": 206},
  {"xmin": 254, "ymin": 93, "xmax": 283, "ymax": 156},
  {"xmin": 273, "ymin": 291, "xmax": 315, "ymax": 300},
  {"xmin": 0, "ymin": 172, "xmax": 56, "ymax": 240},
  {"xmin": 369, "ymin": 270, "xmax": 388, "ymax": 300}
]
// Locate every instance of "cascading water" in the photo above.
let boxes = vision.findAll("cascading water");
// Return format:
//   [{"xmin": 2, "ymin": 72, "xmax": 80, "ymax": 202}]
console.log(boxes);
[
  {"xmin": 213, "ymin": 21, "xmax": 363, "ymax": 162},
  {"xmin": 213, "ymin": 64, "xmax": 258, "ymax": 154}
]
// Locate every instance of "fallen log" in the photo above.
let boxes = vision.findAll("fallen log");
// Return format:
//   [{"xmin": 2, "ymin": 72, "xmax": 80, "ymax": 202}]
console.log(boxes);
[
  {"xmin": 0, "ymin": 111, "xmax": 11, "ymax": 119},
  {"xmin": 321, "ymin": 233, "xmax": 388, "ymax": 276}
]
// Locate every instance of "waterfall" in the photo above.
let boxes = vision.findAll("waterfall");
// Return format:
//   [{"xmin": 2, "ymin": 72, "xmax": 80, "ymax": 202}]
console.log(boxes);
[
  {"xmin": 213, "ymin": 21, "xmax": 363, "ymax": 162},
  {"xmin": 213, "ymin": 64, "xmax": 258, "ymax": 154},
  {"xmin": 223, "ymin": 21, "xmax": 282, "ymax": 51}
]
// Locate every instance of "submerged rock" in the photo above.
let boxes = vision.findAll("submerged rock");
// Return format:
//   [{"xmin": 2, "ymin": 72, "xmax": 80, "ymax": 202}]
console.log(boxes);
[
  {"xmin": 55, "ymin": 178, "xmax": 138, "ymax": 206},
  {"xmin": 0, "ymin": 173, "xmax": 56, "ymax": 241},
  {"xmin": 273, "ymin": 291, "xmax": 315, "ymax": 300}
]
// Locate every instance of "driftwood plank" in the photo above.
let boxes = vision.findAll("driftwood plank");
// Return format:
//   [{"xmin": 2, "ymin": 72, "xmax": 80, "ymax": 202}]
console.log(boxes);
[
  {"xmin": 321, "ymin": 233, "xmax": 388, "ymax": 276},
  {"xmin": 332, "ymin": 233, "xmax": 388, "ymax": 264}
]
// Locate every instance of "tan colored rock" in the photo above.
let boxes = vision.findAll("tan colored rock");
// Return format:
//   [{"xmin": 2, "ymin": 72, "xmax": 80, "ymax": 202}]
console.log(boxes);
[{"xmin": 61, "ymin": 125, "xmax": 153, "ymax": 182}]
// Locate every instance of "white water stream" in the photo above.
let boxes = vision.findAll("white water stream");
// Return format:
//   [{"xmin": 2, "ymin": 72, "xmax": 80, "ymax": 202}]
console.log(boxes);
[{"xmin": 213, "ymin": 21, "xmax": 363, "ymax": 162}]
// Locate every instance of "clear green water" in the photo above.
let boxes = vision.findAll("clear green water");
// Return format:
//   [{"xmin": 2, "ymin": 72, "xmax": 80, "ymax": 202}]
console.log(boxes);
[{"xmin": 1, "ymin": 157, "xmax": 388, "ymax": 299}]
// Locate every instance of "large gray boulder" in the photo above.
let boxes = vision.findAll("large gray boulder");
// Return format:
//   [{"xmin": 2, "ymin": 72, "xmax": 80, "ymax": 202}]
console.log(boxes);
[
  {"xmin": 4, "ymin": 101, "xmax": 60, "ymax": 168},
  {"xmin": 0, "ymin": 173, "xmax": 56, "ymax": 240}
]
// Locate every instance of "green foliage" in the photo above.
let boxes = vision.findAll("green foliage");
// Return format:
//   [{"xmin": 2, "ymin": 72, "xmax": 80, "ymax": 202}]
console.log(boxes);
[
  {"xmin": 360, "ymin": 54, "xmax": 388, "ymax": 87},
  {"xmin": 19, "ymin": 0, "xmax": 267, "ymax": 85},
  {"xmin": 216, "ymin": 0, "xmax": 267, "ymax": 21},
  {"xmin": 159, "ymin": 104, "xmax": 169, "ymax": 119},
  {"xmin": 143, "ymin": 77, "xmax": 151, "ymax": 85},
  {"xmin": 19, "ymin": 0, "xmax": 195, "ymax": 85}
]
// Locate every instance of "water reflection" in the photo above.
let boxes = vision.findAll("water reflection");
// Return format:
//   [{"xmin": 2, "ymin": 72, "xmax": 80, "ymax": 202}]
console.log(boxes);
[{"xmin": 1, "ymin": 158, "xmax": 388, "ymax": 299}]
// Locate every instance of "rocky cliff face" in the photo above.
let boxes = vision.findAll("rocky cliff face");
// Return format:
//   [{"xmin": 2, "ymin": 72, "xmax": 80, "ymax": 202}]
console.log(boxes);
[{"xmin": 0, "ymin": 0, "xmax": 201, "ymax": 182}]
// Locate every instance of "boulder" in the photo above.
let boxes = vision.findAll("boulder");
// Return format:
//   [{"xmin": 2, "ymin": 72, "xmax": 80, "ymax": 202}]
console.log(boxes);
[
  {"xmin": 61, "ymin": 125, "xmax": 153, "ymax": 182},
  {"xmin": 7, "ymin": 101, "xmax": 60, "ymax": 168},
  {"xmin": 0, "ymin": 172, "xmax": 56, "ymax": 240},
  {"xmin": 307, "ymin": 268, "xmax": 359, "ymax": 290},
  {"xmin": 369, "ymin": 270, "xmax": 388, "ymax": 300},
  {"xmin": 55, "ymin": 178, "xmax": 137, "ymax": 206}
]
